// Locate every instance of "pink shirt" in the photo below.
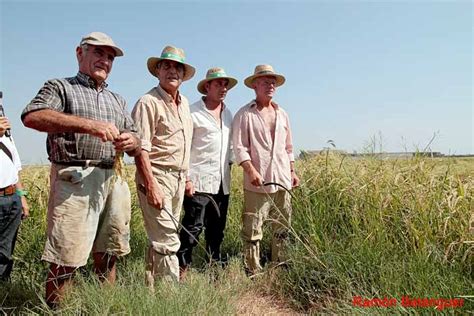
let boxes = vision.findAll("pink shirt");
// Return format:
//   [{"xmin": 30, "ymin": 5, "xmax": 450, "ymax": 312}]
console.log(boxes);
[{"xmin": 232, "ymin": 100, "xmax": 295, "ymax": 193}]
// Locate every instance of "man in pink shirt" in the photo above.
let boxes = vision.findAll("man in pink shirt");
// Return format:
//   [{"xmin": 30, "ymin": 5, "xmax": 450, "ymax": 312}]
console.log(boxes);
[{"xmin": 232, "ymin": 64, "xmax": 300, "ymax": 276}]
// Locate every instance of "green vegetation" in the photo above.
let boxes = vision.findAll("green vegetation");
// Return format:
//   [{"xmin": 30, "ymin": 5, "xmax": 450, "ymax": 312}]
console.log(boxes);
[
  {"xmin": 1, "ymin": 155, "xmax": 472, "ymax": 314},
  {"xmin": 279, "ymin": 154, "xmax": 473, "ymax": 313}
]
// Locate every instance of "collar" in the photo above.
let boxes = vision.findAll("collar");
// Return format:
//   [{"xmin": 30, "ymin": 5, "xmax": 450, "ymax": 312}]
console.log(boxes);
[
  {"xmin": 76, "ymin": 72, "xmax": 108, "ymax": 90},
  {"xmin": 249, "ymin": 99, "xmax": 279, "ymax": 110},
  {"xmin": 157, "ymin": 84, "xmax": 182, "ymax": 105},
  {"xmin": 200, "ymin": 96, "xmax": 226, "ymax": 111}
]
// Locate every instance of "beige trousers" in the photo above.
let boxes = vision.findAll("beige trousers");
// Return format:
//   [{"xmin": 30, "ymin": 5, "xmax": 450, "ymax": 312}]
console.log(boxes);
[
  {"xmin": 136, "ymin": 167, "xmax": 185, "ymax": 285},
  {"xmin": 241, "ymin": 189, "xmax": 292, "ymax": 274}
]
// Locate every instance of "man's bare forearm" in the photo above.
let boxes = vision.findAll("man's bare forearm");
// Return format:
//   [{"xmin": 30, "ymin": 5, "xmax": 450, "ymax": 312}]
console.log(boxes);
[
  {"xmin": 134, "ymin": 150, "xmax": 156, "ymax": 188},
  {"xmin": 14, "ymin": 178, "xmax": 25, "ymax": 191},
  {"xmin": 22, "ymin": 109, "xmax": 95, "ymax": 134},
  {"xmin": 240, "ymin": 160, "xmax": 256, "ymax": 174}
]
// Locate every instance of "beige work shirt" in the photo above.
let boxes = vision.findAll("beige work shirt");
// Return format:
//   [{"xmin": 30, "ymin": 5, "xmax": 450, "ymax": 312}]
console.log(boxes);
[{"xmin": 132, "ymin": 85, "xmax": 193, "ymax": 171}]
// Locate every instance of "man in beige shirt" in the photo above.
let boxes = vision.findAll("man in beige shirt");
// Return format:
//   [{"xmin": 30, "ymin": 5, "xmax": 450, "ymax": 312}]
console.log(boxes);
[
  {"xmin": 232, "ymin": 64, "xmax": 300, "ymax": 276},
  {"xmin": 132, "ymin": 45, "xmax": 194, "ymax": 285}
]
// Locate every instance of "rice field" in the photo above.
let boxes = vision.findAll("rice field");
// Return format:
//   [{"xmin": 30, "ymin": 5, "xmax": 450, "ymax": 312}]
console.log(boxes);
[{"xmin": 1, "ymin": 153, "xmax": 472, "ymax": 314}]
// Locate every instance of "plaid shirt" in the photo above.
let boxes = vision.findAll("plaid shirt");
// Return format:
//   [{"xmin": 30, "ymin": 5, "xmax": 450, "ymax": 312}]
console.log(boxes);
[{"xmin": 22, "ymin": 72, "xmax": 136, "ymax": 162}]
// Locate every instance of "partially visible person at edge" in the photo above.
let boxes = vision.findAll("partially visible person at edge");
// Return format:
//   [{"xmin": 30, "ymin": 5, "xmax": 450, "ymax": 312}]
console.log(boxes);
[
  {"xmin": 131, "ymin": 45, "xmax": 194, "ymax": 287},
  {"xmin": 21, "ymin": 32, "xmax": 141, "ymax": 308},
  {"xmin": 0, "ymin": 115, "xmax": 29, "ymax": 282},
  {"xmin": 232, "ymin": 64, "xmax": 300, "ymax": 276},
  {"xmin": 177, "ymin": 67, "xmax": 237, "ymax": 280}
]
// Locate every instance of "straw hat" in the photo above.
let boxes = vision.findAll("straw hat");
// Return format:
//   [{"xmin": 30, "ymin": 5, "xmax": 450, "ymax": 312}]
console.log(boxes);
[
  {"xmin": 80, "ymin": 32, "xmax": 124, "ymax": 57},
  {"xmin": 147, "ymin": 45, "xmax": 196, "ymax": 81},
  {"xmin": 197, "ymin": 67, "xmax": 238, "ymax": 95},
  {"xmin": 244, "ymin": 64, "xmax": 285, "ymax": 88}
]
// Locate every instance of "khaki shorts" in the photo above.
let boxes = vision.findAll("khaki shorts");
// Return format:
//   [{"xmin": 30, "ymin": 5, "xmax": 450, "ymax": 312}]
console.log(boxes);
[{"xmin": 42, "ymin": 164, "xmax": 131, "ymax": 267}]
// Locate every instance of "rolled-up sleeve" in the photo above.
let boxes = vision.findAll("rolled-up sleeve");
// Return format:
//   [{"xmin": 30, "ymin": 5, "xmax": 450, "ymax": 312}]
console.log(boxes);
[
  {"xmin": 21, "ymin": 80, "xmax": 64, "ymax": 121},
  {"xmin": 232, "ymin": 108, "xmax": 251, "ymax": 164},
  {"xmin": 131, "ymin": 99, "xmax": 156, "ymax": 152},
  {"xmin": 113, "ymin": 93, "xmax": 137, "ymax": 134},
  {"xmin": 284, "ymin": 112, "xmax": 295, "ymax": 162},
  {"xmin": 10, "ymin": 137, "xmax": 22, "ymax": 172}
]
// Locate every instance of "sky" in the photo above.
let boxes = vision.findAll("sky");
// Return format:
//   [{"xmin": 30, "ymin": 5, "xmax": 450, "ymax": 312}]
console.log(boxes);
[{"xmin": 0, "ymin": 0, "xmax": 472, "ymax": 164}]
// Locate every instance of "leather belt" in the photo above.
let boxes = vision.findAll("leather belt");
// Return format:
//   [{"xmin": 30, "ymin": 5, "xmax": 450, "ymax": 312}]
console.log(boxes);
[
  {"xmin": 0, "ymin": 185, "xmax": 16, "ymax": 196},
  {"xmin": 55, "ymin": 159, "xmax": 115, "ymax": 169}
]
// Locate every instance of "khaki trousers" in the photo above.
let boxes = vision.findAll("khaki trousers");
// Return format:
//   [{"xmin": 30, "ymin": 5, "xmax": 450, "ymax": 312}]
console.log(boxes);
[
  {"xmin": 136, "ymin": 167, "xmax": 185, "ymax": 285},
  {"xmin": 241, "ymin": 189, "xmax": 292, "ymax": 274}
]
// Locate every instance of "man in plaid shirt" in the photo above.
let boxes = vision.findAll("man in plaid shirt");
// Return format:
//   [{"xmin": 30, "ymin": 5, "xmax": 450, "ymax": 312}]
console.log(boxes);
[{"xmin": 21, "ymin": 32, "xmax": 140, "ymax": 308}]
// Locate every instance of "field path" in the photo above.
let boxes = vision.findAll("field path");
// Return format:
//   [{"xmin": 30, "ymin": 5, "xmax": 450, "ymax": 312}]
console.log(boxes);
[{"xmin": 235, "ymin": 290, "xmax": 301, "ymax": 315}]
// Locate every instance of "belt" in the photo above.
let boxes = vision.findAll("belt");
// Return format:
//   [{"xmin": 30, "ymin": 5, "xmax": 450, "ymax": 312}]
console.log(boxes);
[
  {"xmin": 55, "ymin": 159, "xmax": 115, "ymax": 169},
  {"xmin": 156, "ymin": 165, "xmax": 186, "ymax": 174},
  {"xmin": 155, "ymin": 165, "xmax": 186, "ymax": 180},
  {"xmin": 0, "ymin": 185, "xmax": 16, "ymax": 196}
]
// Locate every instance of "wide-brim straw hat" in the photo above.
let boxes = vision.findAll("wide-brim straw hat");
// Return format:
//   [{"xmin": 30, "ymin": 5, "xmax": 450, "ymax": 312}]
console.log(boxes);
[
  {"xmin": 197, "ymin": 67, "xmax": 238, "ymax": 95},
  {"xmin": 147, "ymin": 45, "xmax": 196, "ymax": 81},
  {"xmin": 80, "ymin": 32, "xmax": 124, "ymax": 57},
  {"xmin": 244, "ymin": 64, "xmax": 285, "ymax": 88}
]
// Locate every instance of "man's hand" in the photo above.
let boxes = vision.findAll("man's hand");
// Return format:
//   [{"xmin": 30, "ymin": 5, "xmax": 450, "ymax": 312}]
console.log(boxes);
[
  {"xmin": 241, "ymin": 161, "xmax": 264, "ymax": 187},
  {"xmin": 0, "ymin": 117, "xmax": 11, "ymax": 137},
  {"xmin": 185, "ymin": 180, "xmax": 195, "ymax": 197},
  {"xmin": 291, "ymin": 171, "xmax": 300, "ymax": 188},
  {"xmin": 21, "ymin": 196, "xmax": 30, "ymax": 220},
  {"xmin": 89, "ymin": 121, "xmax": 120, "ymax": 142},
  {"xmin": 248, "ymin": 168, "xmax": 264, "ymax": 187},
  {"xmin": 144, "ymin": 182, "xmax": 165, "ymax": 211},
  {"xmin": 113, "ymin": 132, "xmax": 139, "ymax": 152}
]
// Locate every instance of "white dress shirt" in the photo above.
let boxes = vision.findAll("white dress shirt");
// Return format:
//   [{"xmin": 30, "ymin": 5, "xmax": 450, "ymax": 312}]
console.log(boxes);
[
  {"xmin": 188, "ymin": 98, "xmax": 233, "ymax": 195},
  {"xmin": 0, "ymin": 135, "xmax": 22, "ymax": 188}
]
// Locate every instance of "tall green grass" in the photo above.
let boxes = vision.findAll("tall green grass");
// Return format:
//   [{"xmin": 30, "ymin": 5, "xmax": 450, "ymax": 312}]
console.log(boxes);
[
  {"xmin": 278, "ymin": 153, "xmax": 473, "ymax": 313},
  {"xmin": 1, "ymin": 155, "xmax": 472, "ymax": 314},
  {"xmin": 1, "ymin": 166, "xmax": 256, "ymax": 315}
]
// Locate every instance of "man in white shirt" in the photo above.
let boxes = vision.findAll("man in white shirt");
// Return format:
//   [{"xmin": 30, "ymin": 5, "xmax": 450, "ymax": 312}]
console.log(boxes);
[
  {"xmin": 0, "ymin": 110, "xmax": 29, "ymax": 281},
  {"xmin": 177, "ymin": 67, "xmax": 237, "ymax": 279}
]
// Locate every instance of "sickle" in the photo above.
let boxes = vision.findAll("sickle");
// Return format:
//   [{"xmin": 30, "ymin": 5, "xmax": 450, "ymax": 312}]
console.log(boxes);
[
  {"xmin": 262, "ymin": 181, "xmax": 295, "ymax": 199},
  {"xmin": 193, "ymin": 192, "xmax": 221, "ymax": 218},
  {"xmin": 137, "ymin": 184, "xmax": 220, "ymax": 256},
  {"xmin": 138, "ymin": 184, "xmax": 210, "ymax": 255}
]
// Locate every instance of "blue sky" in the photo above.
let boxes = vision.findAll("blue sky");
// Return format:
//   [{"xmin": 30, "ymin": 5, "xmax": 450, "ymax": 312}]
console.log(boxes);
[{"xmin": 1, "ymin": 0, "xmax": 472, "ymax": 164}]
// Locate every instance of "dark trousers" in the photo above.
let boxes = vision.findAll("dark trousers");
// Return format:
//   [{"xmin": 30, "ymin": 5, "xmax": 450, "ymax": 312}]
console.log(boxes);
[
  {"xmin": 177, "ymin": 185, "xmax": 229, "ymax": 267},
  {"xmin": 0, "ymin": 194, "xmax": 22, "ymax": 281}
]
